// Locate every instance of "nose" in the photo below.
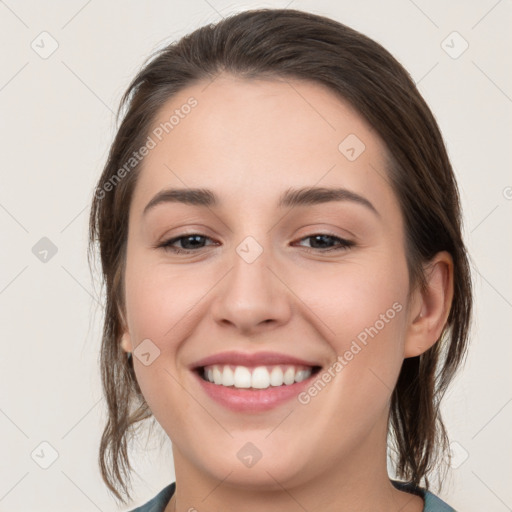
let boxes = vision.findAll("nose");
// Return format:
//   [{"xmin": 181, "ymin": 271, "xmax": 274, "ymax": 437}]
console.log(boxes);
[{"xmin": 209, "ymin": 238, "xmax": 293, "ymax": 336}]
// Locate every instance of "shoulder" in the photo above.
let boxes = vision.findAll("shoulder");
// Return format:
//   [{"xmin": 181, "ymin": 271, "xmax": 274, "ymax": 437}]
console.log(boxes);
[
  {"xmin": 127, "ymin": 482, "xmax": 175, "ymax": 512},
  {"xmin": 391, "ymin": 479, "xmax": 457, "ymax": 512},
  {"xmin": 423, "ymin": 489, "xmax": 458, "ymax": 512}
]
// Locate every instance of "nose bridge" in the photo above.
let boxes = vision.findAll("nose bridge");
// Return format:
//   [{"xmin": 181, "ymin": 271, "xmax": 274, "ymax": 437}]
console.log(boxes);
[
  {"xmin": 229, "ymin": 232, "xmax": 276, "ymax": 303},
  {"xmin": 210, "ymin": 230, "xmax": 292, "ymax": 332},
  {"xmin": 233, "ymin": 235, "xmax": 273, "ymax": 286}
]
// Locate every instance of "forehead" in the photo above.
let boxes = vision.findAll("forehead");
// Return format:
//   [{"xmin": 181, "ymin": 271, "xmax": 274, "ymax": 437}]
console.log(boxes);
[{"xmin": 130, "ymin": 74, "xmax": 397, "ymax": 217}]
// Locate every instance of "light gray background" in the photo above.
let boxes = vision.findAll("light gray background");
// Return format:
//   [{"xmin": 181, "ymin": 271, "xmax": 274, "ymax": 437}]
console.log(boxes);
[{"xmin": 0, "ymin": 1, "xmax": 511, "ymax": 511}]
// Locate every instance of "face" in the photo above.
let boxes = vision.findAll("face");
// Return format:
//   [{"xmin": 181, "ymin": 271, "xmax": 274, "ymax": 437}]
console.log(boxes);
[{"xmin": 120, "ymin": 75, "xmax": 414, "ymax": 489}]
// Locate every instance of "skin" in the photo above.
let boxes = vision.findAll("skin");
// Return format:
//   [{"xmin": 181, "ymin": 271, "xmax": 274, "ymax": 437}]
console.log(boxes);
[{"xmin": 119, "ymin": 74, "xmax": 454, "ymax": 512}]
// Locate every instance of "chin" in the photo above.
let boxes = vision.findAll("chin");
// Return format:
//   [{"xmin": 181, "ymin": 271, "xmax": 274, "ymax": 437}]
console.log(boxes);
[{"xmin": 188, "ymin": 437, "xmax": 314, "ymax": 491}]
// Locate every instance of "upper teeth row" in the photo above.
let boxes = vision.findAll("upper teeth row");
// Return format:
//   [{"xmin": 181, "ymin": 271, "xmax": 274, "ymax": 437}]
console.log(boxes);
[{"xmin": 203, "ymin": 365, "xmax": 312, "ymax": 389}]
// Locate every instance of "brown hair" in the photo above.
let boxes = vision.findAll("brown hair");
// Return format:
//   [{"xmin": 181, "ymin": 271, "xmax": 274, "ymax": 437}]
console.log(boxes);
[{"xmin": 88, "ymin": 8, "xmax": 472, "ymax": 504}]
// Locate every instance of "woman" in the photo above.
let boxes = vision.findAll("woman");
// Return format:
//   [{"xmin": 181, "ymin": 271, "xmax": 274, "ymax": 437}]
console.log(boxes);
[{"xmin": 89, "ymin": 8, "xmax": 472, "ymax": 512}]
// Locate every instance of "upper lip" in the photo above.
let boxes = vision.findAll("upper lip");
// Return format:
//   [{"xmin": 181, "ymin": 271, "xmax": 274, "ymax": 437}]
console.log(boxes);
[{"xmin": 191, "ymin": 351, "xmax": 321, "ymax": 369}]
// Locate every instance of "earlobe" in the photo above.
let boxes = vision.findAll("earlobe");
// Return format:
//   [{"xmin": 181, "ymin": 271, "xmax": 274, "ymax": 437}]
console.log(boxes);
[
  {"xmin": 120, "ymin": 331, "xmax": 132, "ymax": 353},
  {"xmin": 118, "ymin": 306, "xmax": 133, "ymax": 354},
  {"xmin": 404, "ymin": 251, "xmax": 454, "ymax": 358}
]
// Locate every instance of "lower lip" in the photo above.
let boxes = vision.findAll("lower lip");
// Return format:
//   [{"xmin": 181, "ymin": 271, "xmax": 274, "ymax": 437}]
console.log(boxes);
[{"xmin": 194, "ymin": 371, "xmax": 316, "ymax": 412}]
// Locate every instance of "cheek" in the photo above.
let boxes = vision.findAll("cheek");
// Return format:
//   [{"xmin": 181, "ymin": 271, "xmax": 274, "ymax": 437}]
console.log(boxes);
[
  {"xmin": 123, "ymin": 252, "xmax": 202, "ymax": 345},
  {"xmin": 295, "ymin": 251, "xmax": 409, "ymax": 347},
  {"xmin": 123, "ymin": 252, "xmax": 215, "ymax": 415},
  {"xmin": 299, "ymin": 252, "xmax": 409, "ymax": 399}
]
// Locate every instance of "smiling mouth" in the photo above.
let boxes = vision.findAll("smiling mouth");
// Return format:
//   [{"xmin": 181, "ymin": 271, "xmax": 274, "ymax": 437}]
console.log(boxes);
[{"xmin": 197, "ymin": 364, "xmax": 322, "ymax": 389}]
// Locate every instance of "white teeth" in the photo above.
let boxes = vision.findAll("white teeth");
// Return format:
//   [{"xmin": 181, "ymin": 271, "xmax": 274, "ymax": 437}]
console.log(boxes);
[
  {"xmin": 213, "ymin": 366, "xmax": 222, "ymax": 385},
  {"xmin": 233, "ymin": 366, "xmax": 252, "ymax": 388},
  {"xmin": 270, "ymin": 366, "xmax": 284, "ymax": 386},
  {"xmin": 283, "ymin": 366, "xmax": 295, "ymax": 385},
  {"xmin": 221, "ymin": 366, "xmax": 235, "ymax": 386},
  {"xmin": 251, "ymin": 366, "xmax": 270, "ymax": 389},
  {"xmin": 203, "ymin": 364, "xmax": 313, "ymax": 389},
  {"xmin": 295, "ymin": 370, "xmax": 309, "ymax": 383}
]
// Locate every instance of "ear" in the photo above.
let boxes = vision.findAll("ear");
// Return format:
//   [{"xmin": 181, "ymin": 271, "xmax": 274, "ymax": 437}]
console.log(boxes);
[
  {"xmin": 404, "ymin": 251, "xmax": 454, "ymax": 358},
  {"xmin": 118, "ymin": 305, "xmax": 133, "ymax": 354},
  {"xmin": 120, "ymin": 331, "xmax": 132, "ymax": 354}
]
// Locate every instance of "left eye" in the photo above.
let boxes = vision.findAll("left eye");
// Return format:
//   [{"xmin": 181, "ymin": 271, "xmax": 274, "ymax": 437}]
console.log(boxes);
[
  {"xmin": 295, "ymin": 233, "xmax": 355, "ymax": 252},
  {"xmin": 157, "ymin": 233, "xmax": 355, "ymax": 254}
]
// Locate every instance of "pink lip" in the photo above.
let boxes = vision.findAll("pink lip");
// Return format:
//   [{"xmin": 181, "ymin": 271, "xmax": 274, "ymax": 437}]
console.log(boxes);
[
  {"xmin": 190, "ymin": 351, "xmax": 320, "ymax": 369},
  {"xmin": 190, "ymin": 351, "xmax": 321, "ymax": 413},
  {"xmin": 194, "ymin": 373, "xmax": 317, "ymax": 412}
]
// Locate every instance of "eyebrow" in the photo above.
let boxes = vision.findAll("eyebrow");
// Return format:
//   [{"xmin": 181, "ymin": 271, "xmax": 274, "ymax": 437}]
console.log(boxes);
[{"xmin": 143, "ymin": 186, "xmax": 379, "ymax": 217}]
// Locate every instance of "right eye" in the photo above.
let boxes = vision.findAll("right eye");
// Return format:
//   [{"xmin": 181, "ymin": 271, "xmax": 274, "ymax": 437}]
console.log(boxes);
[{"xmin": 157, "ymin": 234, "xmax": 217, "ymax": 254}]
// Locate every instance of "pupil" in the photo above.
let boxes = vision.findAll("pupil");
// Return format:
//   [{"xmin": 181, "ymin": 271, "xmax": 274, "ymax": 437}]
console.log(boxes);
[
  {"xmin": 313, "ymin": 235, "xmax": 330, "ymax": 248},
  {"xmin": 184, "ymin": 235, "xmax": 203, "ymax": 248}
]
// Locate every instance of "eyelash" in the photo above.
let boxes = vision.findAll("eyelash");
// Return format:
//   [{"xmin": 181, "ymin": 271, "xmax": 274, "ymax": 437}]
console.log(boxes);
[{"xmin": 157, "ymin": 232, "xmax": 355, "ymax": 255}]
